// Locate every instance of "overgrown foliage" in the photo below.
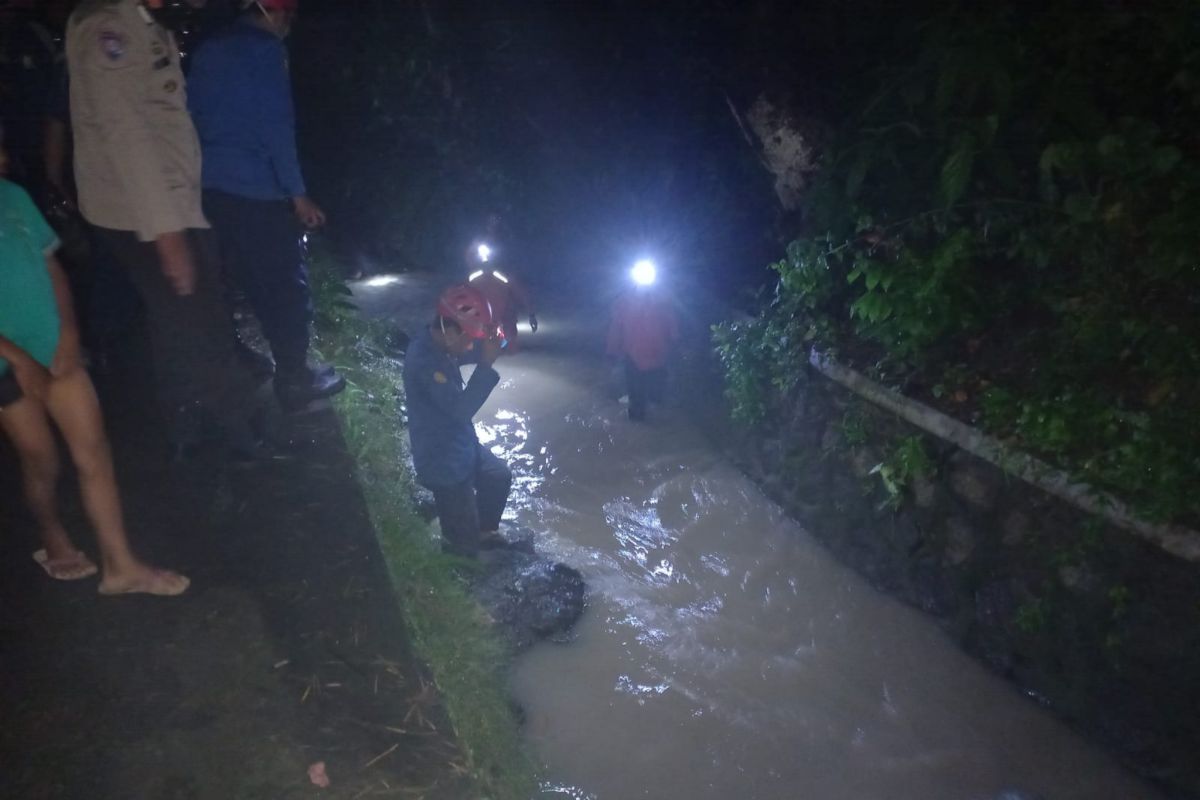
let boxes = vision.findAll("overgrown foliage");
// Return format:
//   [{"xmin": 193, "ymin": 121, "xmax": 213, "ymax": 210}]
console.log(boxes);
[
  {"xmin": 871, "ymin": 436, "xmax": 933, "ymax": 507},
  {"xmin": 295, "ymin": 1, "xmax": 511, "ymax": 271},
  {"xmin": 716, "ymin": 1, "xmax": 1200, "ymax": 525},
  {"xmin": 293, "ymin": 0, "xmax": 786, "ymax": 287},
  {"xmin": 309, "ymin": 251, "xmax": 537, "ymax": 800}
]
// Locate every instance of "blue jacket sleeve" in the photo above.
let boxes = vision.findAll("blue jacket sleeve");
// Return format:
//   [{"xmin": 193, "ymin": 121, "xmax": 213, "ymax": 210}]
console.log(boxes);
[
  {"xmin": 251, "ymin": 39, "xmax": 306, "ymax": 198},
  {"xmin": 447, "ymin": 364, "xmax": 500, "ymax": 421}
]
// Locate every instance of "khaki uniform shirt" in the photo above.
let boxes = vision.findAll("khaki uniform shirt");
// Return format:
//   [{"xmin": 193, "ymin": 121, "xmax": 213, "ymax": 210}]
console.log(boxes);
[{"xmin": 67, "ymin": 0, "xmax": 208, "ymax": 241}]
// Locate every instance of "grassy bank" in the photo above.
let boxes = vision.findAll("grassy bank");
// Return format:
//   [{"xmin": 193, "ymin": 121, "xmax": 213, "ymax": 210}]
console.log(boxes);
[{"xmin": 310, "ymin": 254, "xmax": 537, "ymax": 799}]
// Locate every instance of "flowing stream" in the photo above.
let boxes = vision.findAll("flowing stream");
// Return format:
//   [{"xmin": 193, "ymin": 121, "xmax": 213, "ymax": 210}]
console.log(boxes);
[
  {"xmin": 355, "ymin": 279, "xmax": 1161, "ymax": 800},
  {"xmin": 481, "ymin": 321, "xmax": 1159, "ymax": 800}
]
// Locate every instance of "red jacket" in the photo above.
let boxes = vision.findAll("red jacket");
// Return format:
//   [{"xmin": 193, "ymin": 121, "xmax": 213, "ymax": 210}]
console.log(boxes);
[
  {"xmin": 470, "ymin": 271, "xmax": 532, "ymax": 327},
  {"xmin": 606, "ymin": 288, "xmax": 679, "ymax": 371}
]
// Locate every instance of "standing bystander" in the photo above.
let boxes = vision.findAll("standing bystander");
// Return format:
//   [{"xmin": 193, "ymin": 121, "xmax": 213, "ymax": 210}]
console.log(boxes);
[
  {"xmin": 0, "ymin": 130, "xmax": 188, "ymax": 596},
  {"xmin": 66, "ymin": 0, "xmax": 263, "ymax": 458},
  {"xmin": 187, "ymin": 0, "xmax": 343, "ymax": 410}
]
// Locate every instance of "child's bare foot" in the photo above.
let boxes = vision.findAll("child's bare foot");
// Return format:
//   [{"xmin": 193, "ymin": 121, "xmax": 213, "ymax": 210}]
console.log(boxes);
[
  {"xmin": 98, "ymin": 564, "xmax": 190, "ymax": 597},
  {"xmin": 32, "ymin": 548, "xmax": 99, "ymax": 581}
]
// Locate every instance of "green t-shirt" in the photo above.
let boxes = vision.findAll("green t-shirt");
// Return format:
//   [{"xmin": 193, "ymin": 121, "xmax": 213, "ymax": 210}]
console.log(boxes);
[{"xmin": 0, "ymin": 179, "xmax": 61, "ymax": 375}]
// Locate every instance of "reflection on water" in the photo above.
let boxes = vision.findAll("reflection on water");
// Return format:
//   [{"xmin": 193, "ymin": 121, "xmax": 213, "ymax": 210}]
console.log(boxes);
[
  {"xmin": 475, "ymin": 408, "xmax": 546, "ymax": 517},
  {"xmin": 604, "ymin": 499, "xmax": 679, "ymax": 584},
  {"xmin": 473, "ymin": 339, "xmax": 1161, "ymax": 800},
  {"xmin": 540, "ymin": 784, "xmax": 597, "ymax": 800}
]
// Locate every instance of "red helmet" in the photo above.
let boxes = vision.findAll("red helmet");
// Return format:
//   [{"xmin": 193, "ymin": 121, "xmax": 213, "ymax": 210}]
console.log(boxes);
[{"xmin": 437, "ymin": 284, "xmax": 494, "ymax": 339}]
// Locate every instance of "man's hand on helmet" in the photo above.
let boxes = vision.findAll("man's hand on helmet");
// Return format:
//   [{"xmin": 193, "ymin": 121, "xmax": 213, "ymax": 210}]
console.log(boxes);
[{"xmin": 479, "ymin": 334, "xmax": 503, "ymax": 367}]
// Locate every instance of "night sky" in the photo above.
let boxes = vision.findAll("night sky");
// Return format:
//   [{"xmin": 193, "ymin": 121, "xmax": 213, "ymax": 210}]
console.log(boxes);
[{"xmin": 284, "ymin": 0, "xmax": 878, "ymax": 289}]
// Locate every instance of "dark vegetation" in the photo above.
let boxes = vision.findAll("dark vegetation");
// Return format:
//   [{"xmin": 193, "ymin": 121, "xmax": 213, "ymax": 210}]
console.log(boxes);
[
  {"xmin": 282, "ymin": 3, "xmax": 1200, "ymax": 792},
  {"xmin": 713, "ymin": 1, "xmax": 1200, "ymax": 526},
  {"xmin": 293, "ymin": 0, "xmax": 788, "ymax": 287},
  {"xmin": 291, "ymin": 0, "xmax": 1198, "ymax": 530}
]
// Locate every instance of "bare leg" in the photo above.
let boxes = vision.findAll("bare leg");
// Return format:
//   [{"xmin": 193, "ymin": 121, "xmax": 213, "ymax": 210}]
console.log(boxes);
[
  {"xmin": 0, "ymin": 393, "xmax": 92, "ymax": 576},
  {"xmin": 43, "ymin": 369, "xmax": 188, "ymax": 596}
]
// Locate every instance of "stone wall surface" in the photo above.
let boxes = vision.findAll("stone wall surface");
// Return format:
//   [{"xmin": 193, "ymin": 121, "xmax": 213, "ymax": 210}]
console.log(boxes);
[{"xmin": 683, "ymin": 357, "xmax": 1200, "ymax": 798}]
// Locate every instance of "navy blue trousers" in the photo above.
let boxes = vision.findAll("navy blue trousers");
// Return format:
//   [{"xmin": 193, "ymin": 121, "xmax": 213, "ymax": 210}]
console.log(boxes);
[
  {"xmin": 429, "ymin": 445, "xmax": 513, "ymax": 557},
  {"xmin": 95, "ymin": 227, "xmax": 257, "ymax": 444},
  {"xmin": 86, "ymin": 226, "xmax": 142, "ymax": 347},
  {"xmin": 203, "ymin": 190, "xmax": 313, "ymax": 374}
]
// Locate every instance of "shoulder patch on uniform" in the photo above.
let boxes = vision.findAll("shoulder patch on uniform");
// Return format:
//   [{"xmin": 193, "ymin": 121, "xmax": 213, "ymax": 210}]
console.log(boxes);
[
  {"xmin": 433, "ymin": 371, "xmax": 448, "ymax": 384},
  {"xmin": 99, "ymin": 29, "xmax": 126, "ymax": 61}
]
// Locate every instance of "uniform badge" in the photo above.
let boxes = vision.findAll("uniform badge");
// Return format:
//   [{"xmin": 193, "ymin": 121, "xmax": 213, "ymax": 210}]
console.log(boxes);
[
  {"xmin": 433, "ymin": 371, "xmax": 448, "ymax": 384},
  {"xmin": 99, "ymin": 30, "xmax": 126, "ymax": 61}
]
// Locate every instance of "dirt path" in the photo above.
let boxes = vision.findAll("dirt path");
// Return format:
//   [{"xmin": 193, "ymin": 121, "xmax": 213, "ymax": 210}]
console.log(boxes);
[{"xmin": 0, "ymin": 337, "xmax": 470, "ymax": 800}]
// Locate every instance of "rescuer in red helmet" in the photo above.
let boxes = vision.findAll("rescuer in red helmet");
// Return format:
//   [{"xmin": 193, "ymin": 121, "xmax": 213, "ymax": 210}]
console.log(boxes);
[
  {"xmin": 465, "ymin": 214, "xmax": 537, "ymax": 354},
  {"xmin": 401, "ymin": 284, "xmax": 512, "ymax": 557},
  {"xmin": 468, "ymin": 260, "xmax": 537, "ymax": 355}
]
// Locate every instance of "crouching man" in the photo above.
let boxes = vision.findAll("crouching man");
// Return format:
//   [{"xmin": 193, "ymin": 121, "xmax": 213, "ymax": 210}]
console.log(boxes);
[{"xmin": 402, "ymin": 284, "xmax": 511, "ymax": 557}]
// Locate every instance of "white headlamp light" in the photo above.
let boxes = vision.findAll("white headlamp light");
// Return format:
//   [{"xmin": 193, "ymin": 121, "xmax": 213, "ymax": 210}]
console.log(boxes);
[{"xmin": 631, "ymin": 259, "xmax": 657, "ymax": 286}]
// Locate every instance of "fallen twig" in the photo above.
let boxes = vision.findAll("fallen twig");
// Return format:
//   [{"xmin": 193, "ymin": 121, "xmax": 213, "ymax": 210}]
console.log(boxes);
[{"xmin": 361, "ymin": 742, "xmax": 399, "ymax": 770}]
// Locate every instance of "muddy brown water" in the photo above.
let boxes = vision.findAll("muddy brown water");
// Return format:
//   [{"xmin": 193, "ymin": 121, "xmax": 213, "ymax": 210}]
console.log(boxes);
[{"xmin": 356, "ymin": 278, "xmax": 1164, "ymax": 800}]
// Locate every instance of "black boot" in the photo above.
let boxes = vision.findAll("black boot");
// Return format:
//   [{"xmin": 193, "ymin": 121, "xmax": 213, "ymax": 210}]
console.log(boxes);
[{"xmin": 274, "ymin": 363, "xmax": 346, "ymax": 411}]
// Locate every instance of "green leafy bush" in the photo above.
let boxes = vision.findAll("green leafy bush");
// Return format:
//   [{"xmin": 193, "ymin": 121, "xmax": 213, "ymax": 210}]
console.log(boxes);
[
  {"xmin": 871, "ymin": 436, "xmax": 933, "ymax": 506},
  {"xmin": 715, "ymin": 1, "xmax": 1200, "ymax": 524}
]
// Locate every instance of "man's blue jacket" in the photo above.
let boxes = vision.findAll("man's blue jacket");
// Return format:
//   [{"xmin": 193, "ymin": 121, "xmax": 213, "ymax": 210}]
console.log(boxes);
[
  {"xmin": 402, "ymin": 328, "xmax": 500, "ymax": 488},
  {"xmin": 187, "ymin": 18, "xmax": 306, "ymax": 200}
]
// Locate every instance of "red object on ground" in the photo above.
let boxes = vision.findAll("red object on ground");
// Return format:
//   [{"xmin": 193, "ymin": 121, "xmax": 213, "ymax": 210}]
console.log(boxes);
[
  {"xmin": 307, "ymin": 761, "xmax": 330, "ymax": 788},
  {"xmin": 606, "ymin": 288, "xmax": 679, "ymax": 371}
]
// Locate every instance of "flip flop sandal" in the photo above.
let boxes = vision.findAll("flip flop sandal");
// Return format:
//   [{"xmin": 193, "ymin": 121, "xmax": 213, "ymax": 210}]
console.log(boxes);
[{"xmin": 32, "ymin": 548, "xmax": 99, "ymax": 581}]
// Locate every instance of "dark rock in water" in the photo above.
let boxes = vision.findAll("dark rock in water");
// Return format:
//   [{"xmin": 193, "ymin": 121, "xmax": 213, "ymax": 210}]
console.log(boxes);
[{"xmin": 468, "ymin": 532, "xmax": 585, "ymax": 650}]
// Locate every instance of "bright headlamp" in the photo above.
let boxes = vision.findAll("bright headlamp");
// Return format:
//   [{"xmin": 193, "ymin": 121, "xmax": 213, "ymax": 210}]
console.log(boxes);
[{"xmin": 631, "ymin": 259, "xmax": 657, "ymax": 286}]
